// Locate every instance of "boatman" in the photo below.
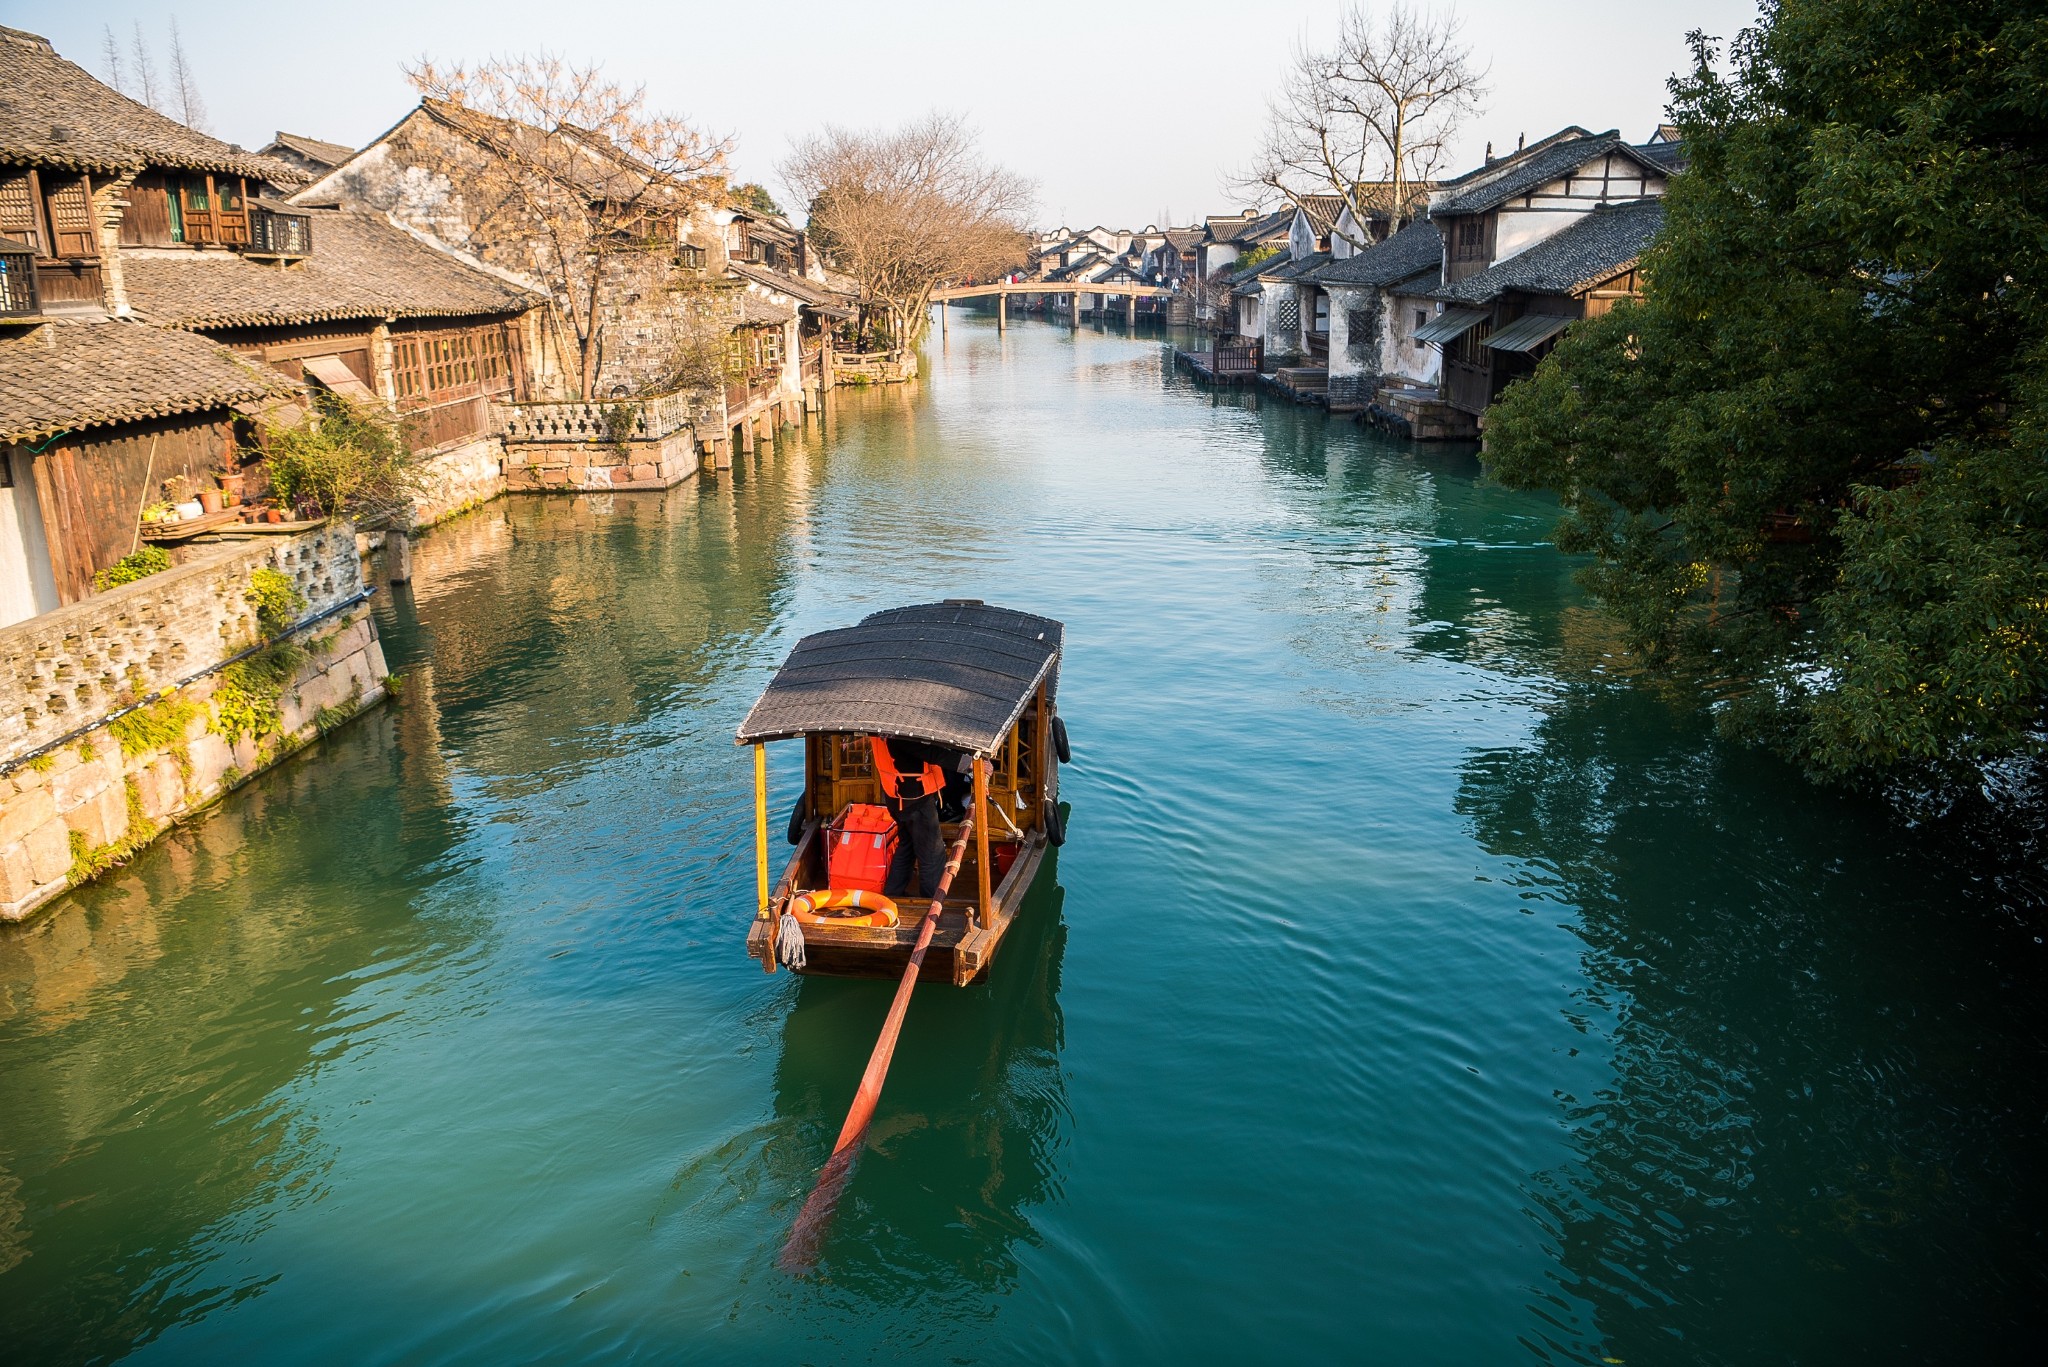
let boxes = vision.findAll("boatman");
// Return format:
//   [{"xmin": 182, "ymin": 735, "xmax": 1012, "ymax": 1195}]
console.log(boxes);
[{"xmin": 868, "ymin": 735, "xmax": 970, "ymax": 900}]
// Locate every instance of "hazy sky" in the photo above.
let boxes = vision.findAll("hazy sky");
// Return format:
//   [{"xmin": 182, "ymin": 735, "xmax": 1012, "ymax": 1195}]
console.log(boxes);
[{"xmin": 11, "ymin": 0, "xmax": 1762, "ymax": 227}]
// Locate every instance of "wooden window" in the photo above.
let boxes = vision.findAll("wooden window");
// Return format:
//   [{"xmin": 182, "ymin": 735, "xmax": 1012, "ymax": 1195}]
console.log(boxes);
[
  {"xmin": 393, "ymin": 340, "xmax": 423, "ymax": 400},
  {"xmin": 43, "ymin": 176, "xmax": 96, "ymax": 258},
  {"xmin": 1452, "ymin": 216, "xmax": 1487, "ymax": 261},
  {"xmin": 478, "ymin": 326, "xmax": 508, "ymax": 385},
  {"xmin": 676, "ymin": 244, "xmax": 704, "ymax": 270},
  {"xmin": 219, "ymin": 178, "xmax": 244, "ymax": 212},
  {"xmin": 761, "ymin": 329, "xmax": 781, "ymax": 365},
  {"xmin": 182, "ymin": 178, "xmax": 211, "ymax": 213},
  {"xmin": 0, "ymin": 173, "xmax": 44, "ymax": 254}
]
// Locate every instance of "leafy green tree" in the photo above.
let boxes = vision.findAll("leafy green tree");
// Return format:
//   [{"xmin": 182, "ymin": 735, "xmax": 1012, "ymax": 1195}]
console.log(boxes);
[
  {"xmin": 731, "ymin": 181, "xmax": 783, "ymax": 217},
  {"xmin": 1484, "ymin": 0, "xmax": 2048, "ymax": 785}
]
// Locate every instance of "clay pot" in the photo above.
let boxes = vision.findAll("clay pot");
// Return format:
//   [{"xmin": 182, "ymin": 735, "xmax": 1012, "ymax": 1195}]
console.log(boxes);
[
  {"xmin": 265, "ymin": 508, "xmax": 284, "ymax": 524},
  {"xmin": 198, "ymin": 489, "xmax": 223, "ymax": 514}
]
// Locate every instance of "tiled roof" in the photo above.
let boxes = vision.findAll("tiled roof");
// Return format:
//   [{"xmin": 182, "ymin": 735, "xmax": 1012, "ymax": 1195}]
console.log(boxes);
[
  {"xmin": 1163, "ymin": 228, "xmax": 1202, "ymax": 250},
  {"xmin": 0, "ymin": 26, "xmax": 302, "ymax": 184},
  {"xmin": 261, "ymin": 131, "xmax": 356, "ymax": 168},
  {"xmin": 1311, "ymin": 221, "xmax": 1443, "ymax": 288},
  {"xmin": 123, "ymin": 209, "xmax": 538, "ymax": 328},
  {"xmin": 732, "ymin": 291, "xmax": 796, "ymax": 326},
  {"xmin": 0, "ymin": 320, "xmax": 290, "ymax": 444},
  {"xmin": 1433, "ymin": 126, "xmax": 1594, "ymax": 192},
  {"xmin": 728, "ymin": 260, "xmax": 854, "ymax": 310},
  {"xmin": 1231, "ymin": 209, "xmax": 1294, "ymax": 244},
  {"xmin": 1261, "ymin": 250, "xmax": 1331, "ymax": 282},
  {"xmin": 1434, "ymin": 198, "xmax": 1663, "ymax": 303},
  {"xmin": 1432, "ymin": 131, "xmax": 1666, "ymax": 216},
  {"xmin": 1636, "ymin": 140, "xmax": 1688, "ymax": 172},
  {"xmin": 1294, "ymin": 195, "xmax": 1347, "ymax": 236}
]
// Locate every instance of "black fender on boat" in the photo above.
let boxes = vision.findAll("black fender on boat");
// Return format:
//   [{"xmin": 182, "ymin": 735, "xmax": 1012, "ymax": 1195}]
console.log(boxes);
[
  {"xmin": 1043, "ymin": 799, "xmax": 1066, "ymax": 847},
  {"xmin": 1052, "ymin": 714, "xmax": 1071, "ymax": 764}
]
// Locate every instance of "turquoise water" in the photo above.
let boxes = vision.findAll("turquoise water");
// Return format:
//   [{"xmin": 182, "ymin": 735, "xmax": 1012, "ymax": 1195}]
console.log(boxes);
[{"xmin": 2, "ymin": 317, "xmax": 2044, "ymax": 1364}]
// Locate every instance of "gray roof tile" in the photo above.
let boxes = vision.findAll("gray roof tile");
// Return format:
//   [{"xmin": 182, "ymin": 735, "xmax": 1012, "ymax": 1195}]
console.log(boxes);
[
  {"xmin": 0, "ymin": 320, "xmax": 290, "ymax": 444},
  {"xmin": 1433, "ymin": 198, "xmax": 1663, "ymax": 303}
]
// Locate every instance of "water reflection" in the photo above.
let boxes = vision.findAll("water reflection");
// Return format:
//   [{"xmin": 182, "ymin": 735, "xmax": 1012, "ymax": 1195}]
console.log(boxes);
[
  {"xmin": 1454, "ymin": 689, "xmax": 2048, "ymax": 1364},
  {"xmin": 0, "ymin": 710, "xmax": 472, "ymax": 1364},
  {"xmin": 770, "ymin": 868, "xmax": 1069, "ymax": 1298}
]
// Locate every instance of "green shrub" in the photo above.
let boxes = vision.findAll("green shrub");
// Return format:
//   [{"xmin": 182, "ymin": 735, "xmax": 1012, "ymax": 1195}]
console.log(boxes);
[
  {"xmin": 93, "ymin": 546, "xmax": 173, "ymax": 592},
  {"xmin": 247, "ymin": 567, "xmax": 306, "ymax": 638},
  {"xmin": 258, "ymin": 393, "xmax": 417, "ymax": 521},
  {"xmin": 209, "ymin": 643, "xmax": 306, "ymax": 743}
]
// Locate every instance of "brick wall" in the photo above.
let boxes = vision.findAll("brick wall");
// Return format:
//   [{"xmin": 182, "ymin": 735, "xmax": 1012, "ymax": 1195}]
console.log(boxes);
[{"xmin": 1, "ymin": 527, "xmax": 390, "ymax": 922}]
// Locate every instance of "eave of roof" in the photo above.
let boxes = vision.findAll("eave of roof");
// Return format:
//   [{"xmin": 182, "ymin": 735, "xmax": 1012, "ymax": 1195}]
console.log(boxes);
[
  {"xmin": 736, "ymin": 602, "xmax": 1065, "ymax": 754},
  {"xmin": 0, "ymin": 320, "xmax": 292, "ymax": 445}
]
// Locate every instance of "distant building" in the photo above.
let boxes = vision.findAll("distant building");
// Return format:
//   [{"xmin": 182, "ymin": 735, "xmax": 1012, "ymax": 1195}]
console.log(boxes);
[{"xmin": 256, "ymin": 131, "xmax": 358, "ymax": 179}]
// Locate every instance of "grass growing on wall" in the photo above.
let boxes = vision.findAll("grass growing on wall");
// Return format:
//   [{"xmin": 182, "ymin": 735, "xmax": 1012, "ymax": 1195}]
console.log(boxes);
[
  {"xmin": 92, "ymin": 546, "xmax": 172, "ymax": 592},
  {"xmin": 111, "ymin": 696, "xmax": 199, "ymax": 758}
]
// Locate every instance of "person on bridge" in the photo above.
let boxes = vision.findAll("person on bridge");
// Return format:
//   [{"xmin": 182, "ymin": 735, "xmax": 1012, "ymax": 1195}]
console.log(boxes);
[{"xmin": 868, "ymin": 734, "xmax": 969, "ymax": 900}]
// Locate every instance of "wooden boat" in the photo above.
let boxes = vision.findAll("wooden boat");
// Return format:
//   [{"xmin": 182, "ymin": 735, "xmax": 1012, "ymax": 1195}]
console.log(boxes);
[{"xmin": 737, "ymin": 600, "xmax": 1067, "ymax": 986}]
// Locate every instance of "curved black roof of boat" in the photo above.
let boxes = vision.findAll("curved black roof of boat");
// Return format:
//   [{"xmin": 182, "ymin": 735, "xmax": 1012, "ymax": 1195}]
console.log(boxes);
[{"xmin": 736, "ymin": 601, "xmax": 1063, "ymax": 755}]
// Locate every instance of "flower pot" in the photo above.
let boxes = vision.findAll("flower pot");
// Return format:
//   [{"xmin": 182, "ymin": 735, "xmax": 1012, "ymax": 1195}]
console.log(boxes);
[
  {"xmin": 265, "ymin": 508, "xmax": 284, "ymax": 524},
  {"xmin": 198, "ymin": 489, "xmax": 224, "ymax": 514}
]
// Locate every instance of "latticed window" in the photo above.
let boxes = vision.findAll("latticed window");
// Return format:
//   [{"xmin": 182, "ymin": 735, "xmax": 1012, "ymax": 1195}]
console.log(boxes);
[
  {"xmin": 1347, "ymin": 309, "xmax": 1373, "ymax": 358},
  {"xmin": 393, "ymin": 340, "xmax": 422, "ymax": 400},
  {"xmin": 761, "ymin": 329, "xmax": 781, "ymax": 365},
  {"xmin": 1276, "ymin": 297, "xmax": 1300, "ymax": 331},
  {"xmin": 0, "ymin": 174, "xmax": 42, "ymax": 253},
  {"xmin": 478, "ymin": 326, "xmax": 509, "ymax": 384}
]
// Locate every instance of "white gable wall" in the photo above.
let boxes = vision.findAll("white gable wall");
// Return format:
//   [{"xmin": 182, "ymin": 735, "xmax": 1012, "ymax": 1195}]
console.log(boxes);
[{"xmin": 1492, "ymin": 154, "xmax": 1667, "ymax": 264}]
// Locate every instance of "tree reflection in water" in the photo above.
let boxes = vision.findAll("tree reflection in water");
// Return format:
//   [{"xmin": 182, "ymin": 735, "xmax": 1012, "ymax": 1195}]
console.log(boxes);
[
  {"xmin": 0, "ymin": 707, "xmax": 473, "ymax": 1365},
  {"xmin": 768, "ymin": 870, "xmax": 1069, "ymax": 1300},
  {"xmin": 1455, "ymin": 688, "xmax": 2048, "ymax": 1364}
]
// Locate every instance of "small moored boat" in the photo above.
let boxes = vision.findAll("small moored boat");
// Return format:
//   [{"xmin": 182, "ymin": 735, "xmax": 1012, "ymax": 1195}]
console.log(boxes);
[{"xmin": 736, "ymin": 600, "xmax": 1067, "ymax": 985}]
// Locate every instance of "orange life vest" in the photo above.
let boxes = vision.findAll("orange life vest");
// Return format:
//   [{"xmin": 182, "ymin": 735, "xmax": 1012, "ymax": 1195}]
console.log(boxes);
[{"xmin": 869, "ymin": 736, "xmax": 946, "ymax": 802}]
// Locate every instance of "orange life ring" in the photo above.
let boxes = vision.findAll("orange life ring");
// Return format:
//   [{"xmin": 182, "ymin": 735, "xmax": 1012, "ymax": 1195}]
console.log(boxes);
[{"xmin": 787, "ymin": 888, "xmax": 900, "ymax": 928}]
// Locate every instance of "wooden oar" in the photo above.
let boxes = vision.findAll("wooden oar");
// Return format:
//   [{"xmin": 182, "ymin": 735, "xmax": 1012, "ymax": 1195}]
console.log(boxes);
[{"xmin": 778, "ymin": 812, "xmax": 976, "ymax": 1274}]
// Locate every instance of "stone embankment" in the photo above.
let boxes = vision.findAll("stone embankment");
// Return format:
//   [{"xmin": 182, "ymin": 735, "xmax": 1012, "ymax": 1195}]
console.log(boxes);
[{"xmin": 1, "ymin": 527, "xmax": 388, "ymax": 922}]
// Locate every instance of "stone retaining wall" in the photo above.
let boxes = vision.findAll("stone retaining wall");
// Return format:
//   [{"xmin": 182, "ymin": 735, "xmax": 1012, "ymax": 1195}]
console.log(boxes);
[
  {"xmin": 1, "ymin": 527, "xmax": 389, "ymax": 923},
  {"xmin": 412, "ymin": 435, "xmax": 509, "ymax": 527}
]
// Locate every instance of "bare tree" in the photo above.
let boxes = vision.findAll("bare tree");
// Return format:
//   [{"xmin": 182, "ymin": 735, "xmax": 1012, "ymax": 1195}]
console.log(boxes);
[
  {"xmin": 1239, "ymin": 2, "xmax": 1486, "ymax": 250},
  {"xmin": 783, "ymin": 113, "xmax": 1032, "ymax": 349},
  {"xmin": 167, "ymin": 18, "xmax": 208, "ymax": 131},
  {"xmin": 404, "ymin": 55, "xmax": 731, "ymax": 400},
  {"xmin": 128, "ymin": 20, "xmax": 161, "ymax": 112},
  {"xmin": 100, "ymin": 24, "xmax": 126, "ymax": 95}
]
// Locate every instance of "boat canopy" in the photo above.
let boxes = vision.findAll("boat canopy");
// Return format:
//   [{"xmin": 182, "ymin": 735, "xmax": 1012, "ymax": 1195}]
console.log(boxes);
[{"xmin": 735, "ymin": 602, "xmax": 1063, "ymax": 756}]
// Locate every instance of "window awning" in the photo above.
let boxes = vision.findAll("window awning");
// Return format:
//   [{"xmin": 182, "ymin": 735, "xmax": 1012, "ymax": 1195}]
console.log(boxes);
[
  {"xmin": 1484, "ymin": 312, "xmax": 1574, "ymax": 353},
  {"xmin": 1413, "ymin": 308, "xmax": 1488, "ymax": 345},
  {"xmin": 300, "ymin": 355, "xmax": 376, "ymax": 400}
]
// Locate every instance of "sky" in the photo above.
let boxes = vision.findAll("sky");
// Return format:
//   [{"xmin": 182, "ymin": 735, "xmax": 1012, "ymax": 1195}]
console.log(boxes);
[{"xmin": 7, "ymin": 0, "xmax": 1763, "ymax": 228}]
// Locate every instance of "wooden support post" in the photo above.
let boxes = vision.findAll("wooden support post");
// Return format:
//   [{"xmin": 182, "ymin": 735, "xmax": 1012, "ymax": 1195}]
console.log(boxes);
[
  {"xmin": 974, "ymin": 757, "xmax": 991, "ymax": 930},
  {"xmin": 738, "ymin": 419, "xmax": 755, "ymax": 456},
  {"xmin": 940, "ymin": 301, "xmax": 947, "ymax": 337},
  {"xmin": 754, "ymin": 744, "xmax": 771, "ymax": 920},
  {"xmin": 998, "ymin": 290, "xmax": 1007, "ymax": 330},
  {"xmin": 713, "ymin": 436, "xmax": 731, "ymax": 469}
]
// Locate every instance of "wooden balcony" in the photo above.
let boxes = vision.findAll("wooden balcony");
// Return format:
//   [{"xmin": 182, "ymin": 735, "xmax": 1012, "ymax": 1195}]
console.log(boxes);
[
  {"xmin": 246, "ymin": 205, "xmax": 313, "ymax": 260},
  {"xmin": 0, "ymin": 238, "xmax": 38, "ymax": 319}
]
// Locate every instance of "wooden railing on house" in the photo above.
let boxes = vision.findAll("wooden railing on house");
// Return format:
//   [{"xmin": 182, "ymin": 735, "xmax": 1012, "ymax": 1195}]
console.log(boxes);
[
  {"xmin": 247, "ymin": 206, "xmax": 313, "ymax": 260},
  {"xmin": 0, "ymin": 238, "xmax": 38, "ymax": 318},
  {"xmin": 1210, "ymin": 336, "xmax": 1263, "ymax": 376}
]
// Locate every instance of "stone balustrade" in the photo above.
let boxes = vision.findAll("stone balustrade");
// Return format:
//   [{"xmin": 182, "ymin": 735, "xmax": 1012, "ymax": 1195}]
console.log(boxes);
[{"xmin": 495, "ymin": 389, "xmax": 705, "ymax": 444}]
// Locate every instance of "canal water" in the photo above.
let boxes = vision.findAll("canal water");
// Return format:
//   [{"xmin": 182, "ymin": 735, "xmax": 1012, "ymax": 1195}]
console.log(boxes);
[{"xmin": 3, "ymin": 317, "xmax": 2043, "ymax": 1365}]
